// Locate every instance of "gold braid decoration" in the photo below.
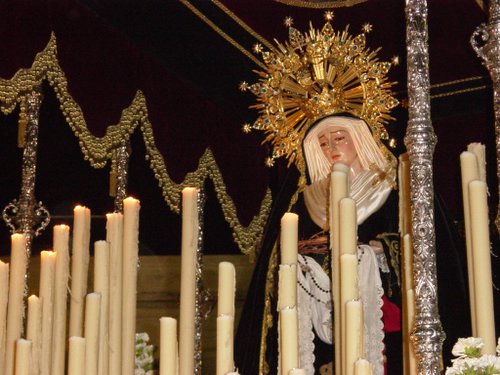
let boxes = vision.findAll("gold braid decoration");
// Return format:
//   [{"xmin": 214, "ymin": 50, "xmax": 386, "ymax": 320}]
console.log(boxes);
[
  {"xmin": 273, "ymin": 0, "xmax": 368, "ymax": 8},
  {"xmin": 0, "ymin": 33, "xmax": 272, "ymax": 256}
]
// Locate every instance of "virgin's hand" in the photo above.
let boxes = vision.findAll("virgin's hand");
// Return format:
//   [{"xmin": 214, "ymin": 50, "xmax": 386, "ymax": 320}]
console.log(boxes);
[{"xmin": 369, "ymin": 240, "xmax": 384, "ymax": 254}]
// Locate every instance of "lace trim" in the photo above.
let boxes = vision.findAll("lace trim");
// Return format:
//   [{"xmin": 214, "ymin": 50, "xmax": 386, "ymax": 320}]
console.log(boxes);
[{"xmin": 358, "ymin": 244, "xmax": 385, "ymax": 375}]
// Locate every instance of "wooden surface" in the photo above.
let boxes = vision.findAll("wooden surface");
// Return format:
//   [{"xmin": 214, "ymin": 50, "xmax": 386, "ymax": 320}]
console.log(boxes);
[{"xmin": 1, "ymin": 254, "xmax": 254, "ymax": 374}]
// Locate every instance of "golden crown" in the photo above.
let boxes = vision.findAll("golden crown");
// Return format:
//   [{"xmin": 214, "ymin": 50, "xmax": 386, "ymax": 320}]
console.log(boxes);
[{"xmin": 240, "ymin": 14, "xmax": 399, "ymax": 173}]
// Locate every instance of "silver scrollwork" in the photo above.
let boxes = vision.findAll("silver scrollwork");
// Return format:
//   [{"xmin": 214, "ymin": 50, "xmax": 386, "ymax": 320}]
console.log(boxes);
[
  {"xmin": 113, "ymin": 143, "xmax": 131, "ymax": 212},
  {"xmin": 2, "ymin": 90, "xmax": 50, "ymax": 254},
  {"xmin": 405, "ymin": 1, "xmax": 445, "ymax": 374},
  {"xmin": 194, "ymin": 187, "xmax": 206, "ymax": 375},
  {"xmin": 471, "ymin": 0, "xmax": 500, "ymax": 235}
]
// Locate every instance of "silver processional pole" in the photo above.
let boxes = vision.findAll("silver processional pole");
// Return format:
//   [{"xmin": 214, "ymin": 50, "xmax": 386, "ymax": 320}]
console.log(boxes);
[
  {"xmin": 405, "ymin": 1, "xmax": 445, "ymax": 374},
  {"xmin": 471, "ymin": 0, "xmax": 500, "ymax": 235}
]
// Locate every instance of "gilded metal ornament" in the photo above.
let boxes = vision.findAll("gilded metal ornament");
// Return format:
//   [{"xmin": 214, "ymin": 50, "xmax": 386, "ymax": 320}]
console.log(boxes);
[
  {"xmin": 404, "ymin": 1, "xmax": 445, "ymax": 374},
  {"xmin": 242, "ymin": 19, "xmax": 399, "ymax": 187},
  {"xmin": 2, "ymin": 90, "xmax": 50, "ymax": 254},
  {"xmin": 471, "ymin": 0, "xmax": 500, "ymax": 235}
]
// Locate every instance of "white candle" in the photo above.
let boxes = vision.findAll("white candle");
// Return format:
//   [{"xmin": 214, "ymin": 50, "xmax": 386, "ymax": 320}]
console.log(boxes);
[
  {"xmin": 469, "ymin": 180, "xmax": 496, "ymax": 354},
  {"xmin": 26, "ymin": 295, "xmax": 42, "ymax": 375},
  {"xmin": 329, "ymin": 170, "xmax": 348, "ymax": 375},
  {"xmin": 93, "ymin": 241, "xmax": 110, "ymax": 375},
  {"xmin": 467, "ymin": 142, "xmax": 486, "ymax": 182},
  {"xmin": 288, "ymin": 370, "xmax": 306, "ymax": 375},
  {"xmin": 280, "ymin": 213, "xmax": 298, "ymax": 264},
  {"xmin": 160, "ymin": 317, "xmax": 178, "ymax": 375},
  {"xmin": 279, "ymin": 307, "xmax": 299, "ymax": 375},
  {"xmin": 339, "ymin": 198, "xmax": 357, "ymax": 255},
  {"xmin": 15, "ymin": 339, "xmax": 32, "ymax": 375},
  {"xmin": 406, "ymin": 288, "xmax": 417, "ymax": 375},
  {"xmin": 345, "ymin": 300, "xmax": 363, "ymax": 375},
  {"xmin": 278, "ymin": 264, "xmax": 297, "ymax": 310},
  {"xmin": 179, "ymin": 187, "xmax": 198, "ymax": 375},
  {"xmin": 68, "ymin": 337, "xmax": 86, "ymax": 375},
  {"xmin": 0, "ymin": 260, "xmax": 9, "ymax": 375},
  {"xmin": 84, "ymin": 293, "xmax": 101, "ymax": 375},
  {"xmin": 39, "ymin": 250, "xmax": 56, "ymax": 375},
  {"xmin": 69, "ymin": 205, "xmax": 91, "ymax": 338},
  {"xmin": 218, "ymin": 262, "xmax": 236, "ymax": 316},
  {"xmin": 106, "ymin": 212, "xmax": 123, "ymax": 375},
  {"xmin": 354, "ymin": 359, "xmax": 372, "ymax": 375},
  {"xmin": 340, "ymin": 254, "xmax": 358, "ymax": 374},
  {"xmin": 5, "ymin": 233, "xmax": 27, "ymax": 375},
  {"xmin": 52, "ymin": 224, "xmax": 70, "ymax": 375},
  {"xmin": 122, "ymin": 197, "xmax": 141, "ymax": 375},
  {"xmin": 216, "ymin": 315, "xmax": 235, "ymax": 375},
  {"xmin": 460, "ymin": 151, "xmax": 479, "ymax": 335}
]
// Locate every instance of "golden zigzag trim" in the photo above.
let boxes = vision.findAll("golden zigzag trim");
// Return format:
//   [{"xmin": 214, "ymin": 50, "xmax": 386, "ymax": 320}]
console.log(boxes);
[{"xmin": 0, "ymin": 33, "xmax": 272, "ymax": 256}]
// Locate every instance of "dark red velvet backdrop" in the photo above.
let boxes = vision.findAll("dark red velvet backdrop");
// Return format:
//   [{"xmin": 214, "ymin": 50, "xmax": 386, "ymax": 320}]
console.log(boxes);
[{"xmin": 0, "ymin": 0, "xmax": 496, "ymax": 255}]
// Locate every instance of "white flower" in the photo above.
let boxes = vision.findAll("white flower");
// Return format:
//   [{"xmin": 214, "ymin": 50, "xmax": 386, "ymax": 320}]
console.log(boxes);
[
  {"xmin": 452, "ymin": 337, "xmax": 484, "ymax": 358},
  {"xmin": 497, "ymin": 337, "xmax": 500, "ymax": 356}
]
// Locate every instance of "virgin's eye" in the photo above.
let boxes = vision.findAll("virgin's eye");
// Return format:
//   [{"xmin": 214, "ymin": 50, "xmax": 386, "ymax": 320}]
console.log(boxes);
[
  {"xmin": 334, "ymin": 136, "xmax": 346, "ymax": 143},
  {"xmin": 319, "ymin": 141, "xmax": 328, "ymax": 148}
]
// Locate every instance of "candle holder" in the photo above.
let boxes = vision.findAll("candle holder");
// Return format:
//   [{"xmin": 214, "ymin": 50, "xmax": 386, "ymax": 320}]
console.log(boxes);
[
  {"xmin": 471, "ymin": 0, "xmax": 500, "ymax": 235},
  {"xmin": 2, "ymin": 90, "xmax": 50, "ymax": 255},
  {"xmin": 404, "ymin": 1, "xmax": 445, "ymax": 374}
]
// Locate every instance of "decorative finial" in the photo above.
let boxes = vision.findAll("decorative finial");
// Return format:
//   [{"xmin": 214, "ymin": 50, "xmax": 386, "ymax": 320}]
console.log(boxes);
[
  {"xmin": 284, "ymin": 16, "xmax": 294, "ymax": 27},
  {"xmin": 252, "ymin": 43, "xmax": 263, "ymax": 53},
  {"xmin": 324, "ymin": 11, "xmax": 334, "ymax": 22},
  {"xmin": 362, "ymin": 23, "xmax": 373, "ymax": 33},
  {"xmin": 242, "ymin": 123, "xmax": 252, "ymax": 133},
  {"xmin": 239, "ymin": 81, "xmax": 249, "ymax": 92},
  {"xmin": 391, "ymin": 56, "xmax": 400, "ymax": 66}
]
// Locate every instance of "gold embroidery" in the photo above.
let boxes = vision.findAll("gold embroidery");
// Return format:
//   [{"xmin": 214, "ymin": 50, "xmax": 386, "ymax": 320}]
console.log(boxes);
[
  {"xmin": 376, "ymin": 232, "xmax": 401, "ymax": 287},
  {"xmin": 273, "ymin": 0, "xmax": 368, "ymax": 8},
  {"xmin": 0, "ymin": 34, "xmax": 272, "ymax": 257}
]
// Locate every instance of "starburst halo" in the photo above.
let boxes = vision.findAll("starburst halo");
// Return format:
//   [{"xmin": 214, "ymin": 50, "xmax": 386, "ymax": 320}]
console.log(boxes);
[{"xmin": 241, "ymin": 17, "xmax": 399, "ymax": 184}]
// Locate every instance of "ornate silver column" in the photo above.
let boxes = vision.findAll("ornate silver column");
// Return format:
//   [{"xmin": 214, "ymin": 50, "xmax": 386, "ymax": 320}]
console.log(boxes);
[
  {"xmin": 471, "ymin": 0, "xmax": 500, "ymax": 235},
  {"xmin": 112, "ymin": 143, "xmax": 131, "ymax": 212},
  {"xmin": 2, "ymin": 89, "xmax": 50, "ymax": 253},
  {"xmin": 405, "ymin": 1, "xmax": 445, "ymax": 374}
]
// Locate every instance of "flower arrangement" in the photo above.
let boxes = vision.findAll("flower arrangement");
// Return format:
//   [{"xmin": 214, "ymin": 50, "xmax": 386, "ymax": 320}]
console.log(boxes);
[
  {"xmin": 446, "ymin": 337, "xmax": 500, "ymax": 375},
  {"xmin": 135, "ymin": 332, "xmax": 155, "ymax": 375}
]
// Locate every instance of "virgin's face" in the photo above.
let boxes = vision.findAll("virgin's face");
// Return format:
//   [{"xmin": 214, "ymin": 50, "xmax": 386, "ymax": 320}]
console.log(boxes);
[{"xmin": 318, "ymin": 127, "xmax": 359, "ymax": 169}]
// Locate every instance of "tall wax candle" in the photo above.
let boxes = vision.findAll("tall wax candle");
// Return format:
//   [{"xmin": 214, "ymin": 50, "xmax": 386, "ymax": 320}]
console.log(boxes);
[
  {"xmin": 15, "ymin": 339, "xmax": 31, "ymax": 375},
  {"xmin": 469, "ymin": 180, "xmax": 496, "ymax": 354},
  {"xmin": 218, "ymin": 262, "xmax": 235, "ymax": 316},
  {"xmin": 278, "ymin": 264, "xmax": 297, "ymax": 310},
  {"xmin": 467, "ymin": 143, "xmax": 486, "ymax": 182},
  {"xmin": 68, "ymin": 337, "xmax": 86, "ymax": 375},
  {"xmin": 339, "ymin": 198, "xmax": 357, "ymax": 255},
  {"xmin": 406, "ymin": 288, "xmax": 417, "ymax": 375},
  {"xmin": 69, "ymin": 205, "xmax": 91, "ymax": 338},
  {"xmin": 354, "ymin": 359, "xmax": 372, "ymax": 375},
  {"xmin": 216, "ymin": 315, "xmax": 235, "ymax": 375},
  {"xmin": 288, "ymin": 370, "xmax": 306, "ymax": 375},
  {"xmin": 0, "ymin": 260, "xmax": 9, "ymax": 375},
  {"xmin": 279, "ymin": 307, "xmax": 299, "ymax": 375},
  {"xmin": 329, "ymin": 170, "xmax": 348, "ymax": 375},
  {"xmin": 4, "ymin": 233, "xmax": 27, "ymax": 375},
  {"xmin": 106, "ymin": 212, "xmax": 124, "ymax": 375},
  {"xmin": 179, "ymin": 187, "xmax": 198, "ymax": 375},
  {"xmin": 52, "ymin": 224, "xmax": 70, "ymax": 375},
  {"xmin": 85, "ymin": 293, "xmax": 101, "ymax": 375},
  {"xmin": 122, "ymin": 197, "xmax": 141, "ymax": 375},
  {"xmin": 460, "ymin": 151, "xmax": 479, "ymax": 335},
  {"xmin": 26, "ymin": 295, "xmax": 42, "ymax": 375},
  {"xmin": 160, "ymin": 317, "xmax": 178, "ymax": 375},
  {"xmin": 345, "ymin": 300, "xmax": 363, "ymax": 375},
  {"xmin": 39, "ymin": 250, "xmax": 56, "ymax": 375},
  {"xmin": 93, "ymin": 241, "xmax": 110, "ymax": 375},
  {"xmin": 280, "ymin": 213, "xmax": 298, "ymax": 264},
  {"xmin": 340, "ymin": 253, "xmax": 358, "ymax": 374}
]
